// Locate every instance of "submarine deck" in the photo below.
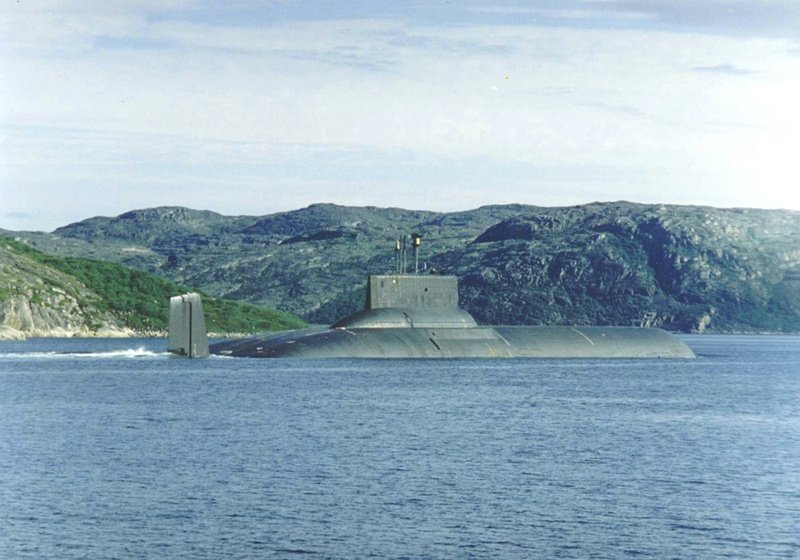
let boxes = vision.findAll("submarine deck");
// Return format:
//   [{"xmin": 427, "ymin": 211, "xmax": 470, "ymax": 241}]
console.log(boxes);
[{"xmin": 210, "ymin": 325, "xmax": 694, "ymax": 359}]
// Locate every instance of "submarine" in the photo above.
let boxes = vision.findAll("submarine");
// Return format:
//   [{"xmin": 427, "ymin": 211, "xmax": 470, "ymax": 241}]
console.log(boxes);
[{"xmin": 167, "ymin": 237, "xmax": 694, "ymax": 359}]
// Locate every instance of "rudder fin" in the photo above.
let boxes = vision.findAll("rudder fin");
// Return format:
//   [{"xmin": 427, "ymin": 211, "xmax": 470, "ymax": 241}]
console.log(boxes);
[{"xmin": 168, "ymin": 292, "xmax": 209, "ymax": 358}]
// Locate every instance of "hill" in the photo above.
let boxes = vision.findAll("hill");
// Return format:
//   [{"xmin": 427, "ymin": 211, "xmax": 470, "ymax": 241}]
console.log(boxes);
[
  {"xmin": 6, "ymin": 202, "xmax": 800, "ymax": 333},
  {"xmin": 0, "ymin": 236, "xmax": 306, "ymax": 339}
]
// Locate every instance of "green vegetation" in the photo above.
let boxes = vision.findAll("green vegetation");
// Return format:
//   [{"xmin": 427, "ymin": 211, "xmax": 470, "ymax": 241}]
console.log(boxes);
[
  {"xmin": 8, "ymin": 201, "xmax": 800, "ymax": 333},
  {"xmin": 0, "ymin": 237, "xmax": 306, "ymax": 334},
  {"xmin": 201, "ymin": 298, "xmax": 305, "ymax": 334}
]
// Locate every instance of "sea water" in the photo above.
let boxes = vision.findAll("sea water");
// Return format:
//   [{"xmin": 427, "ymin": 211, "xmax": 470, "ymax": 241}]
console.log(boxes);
[{"xmin": 1, "ymin": 335, "xmax": 798, "ymax": 559}]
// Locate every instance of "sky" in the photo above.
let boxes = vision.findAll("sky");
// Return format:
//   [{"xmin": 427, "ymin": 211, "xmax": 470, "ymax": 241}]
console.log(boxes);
[{"xmin": 2, "ymin": 1, "xmax": 800, "ymax": 232}]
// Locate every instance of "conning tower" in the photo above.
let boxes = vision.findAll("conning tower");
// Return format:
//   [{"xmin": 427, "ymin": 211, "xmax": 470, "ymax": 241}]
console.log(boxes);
[{"xmin": 332, "ymin": 274, "xmax": 477, "ymax": 329}]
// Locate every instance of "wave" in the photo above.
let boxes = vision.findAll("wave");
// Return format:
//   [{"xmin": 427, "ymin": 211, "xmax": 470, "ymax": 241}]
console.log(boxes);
[{"xmin": 0, "ymin": 347, "xmax": 166, "ymax": 359}]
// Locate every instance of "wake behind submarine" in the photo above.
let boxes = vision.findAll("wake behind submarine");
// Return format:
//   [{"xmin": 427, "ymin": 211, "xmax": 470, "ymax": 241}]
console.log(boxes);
[{"xmin": 167, "ymin": 236, "xmax": 694, "ymax": 359}]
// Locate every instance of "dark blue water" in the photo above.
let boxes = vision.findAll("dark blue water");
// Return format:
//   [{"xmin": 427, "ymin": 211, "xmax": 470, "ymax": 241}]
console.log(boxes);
[{"xmin": 1, "ymin": 336, "xmax": 799, "ymax": 559}]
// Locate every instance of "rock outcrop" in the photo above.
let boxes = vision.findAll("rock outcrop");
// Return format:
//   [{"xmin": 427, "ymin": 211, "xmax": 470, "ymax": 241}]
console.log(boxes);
[{"xmin": 0, "ymin": 240, "xmax": 134, "ymax": 339}]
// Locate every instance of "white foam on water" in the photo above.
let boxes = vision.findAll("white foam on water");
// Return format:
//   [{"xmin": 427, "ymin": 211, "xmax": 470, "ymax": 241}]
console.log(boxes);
[{"xmin": 0, "ymin": 347, "xmax": 165, "ymax": 359}]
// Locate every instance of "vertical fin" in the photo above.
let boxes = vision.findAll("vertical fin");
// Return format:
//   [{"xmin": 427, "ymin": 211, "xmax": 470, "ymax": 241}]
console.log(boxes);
[{"xmin": 168, "ymin": 293, "xmax": 209, "ymax": 358}]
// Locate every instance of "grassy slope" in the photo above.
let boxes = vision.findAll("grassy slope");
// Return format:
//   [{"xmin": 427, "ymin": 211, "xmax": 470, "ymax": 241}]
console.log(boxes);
[{"xmin": 1, "ymin": 237, "xmax": 306, "ymax": 334}]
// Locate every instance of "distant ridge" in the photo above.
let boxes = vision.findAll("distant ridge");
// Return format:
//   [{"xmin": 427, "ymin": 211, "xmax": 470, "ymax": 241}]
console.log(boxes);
[{"xmin": 6, "ymin": 202, "xmax": 800, "ymax": 333}]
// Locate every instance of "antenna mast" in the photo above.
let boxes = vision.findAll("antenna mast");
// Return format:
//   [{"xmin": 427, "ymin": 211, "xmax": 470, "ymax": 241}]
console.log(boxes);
[
  {"xmin": 411, "ymin": 233, "xmax": 421, "ymax": 274},
  {"xmin": 393, "ymin": 233, "xmax": 422, "ymax": 274},
  {"xmin": 401, "ymin": 235, "xmax": 407, "ymax": 274}
]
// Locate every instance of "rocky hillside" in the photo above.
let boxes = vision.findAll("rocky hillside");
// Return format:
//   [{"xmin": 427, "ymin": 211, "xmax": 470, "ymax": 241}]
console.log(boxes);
[
  {"xmin": 0, "ymin": 237, "xmax": 305, "ymax": 339},
  {"xmin": 7, "ymin": 202, "xmax": 800, "ymax": 333},
  {"xmin": 0, "ymin": 238, "xmax": 132, "ymax": 339},
  {"xmin": 435, "ymin": 203, "xmax": 800, "ymax": 332}
]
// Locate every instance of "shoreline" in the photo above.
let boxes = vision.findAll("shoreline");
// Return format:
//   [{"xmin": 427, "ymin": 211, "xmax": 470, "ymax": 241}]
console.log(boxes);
[
  {"xmin": 3, "ymin": 329, "xmax": 800, "ymax": 341},
  {"xmin": 0, "ymin": 330, "xmax": 287, "ymax": 341}
]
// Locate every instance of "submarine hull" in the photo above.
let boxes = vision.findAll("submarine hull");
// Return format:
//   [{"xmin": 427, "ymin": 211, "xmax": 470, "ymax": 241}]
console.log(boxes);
[
  {"xmin": 175, "ymin": 274, "xmax": 695, "ymax": 359},
  {"xmin": 210, "ymin": 325, "xmax": 694, "ymax": 359}
]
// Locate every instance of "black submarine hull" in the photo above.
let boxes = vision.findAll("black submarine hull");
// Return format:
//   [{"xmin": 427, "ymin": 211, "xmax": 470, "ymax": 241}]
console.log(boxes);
[{"xmin": 210, "ymin": 325, "xmax": 694, "ymax": 358}]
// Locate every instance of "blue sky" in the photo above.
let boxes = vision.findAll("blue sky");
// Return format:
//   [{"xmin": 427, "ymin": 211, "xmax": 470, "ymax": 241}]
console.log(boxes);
[{"xmin": 2, "ymin": 1, "xmax": 799, "ymax": 231}]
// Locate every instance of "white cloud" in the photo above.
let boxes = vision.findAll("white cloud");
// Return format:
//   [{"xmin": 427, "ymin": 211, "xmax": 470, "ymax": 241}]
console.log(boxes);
[
  {"xmin": 2, "ymin": 3, "xmax": 800, "ymax": 231},
  {"xmin": 469, "ymin": 5, "xmax": 656, "ymax": 23}
]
